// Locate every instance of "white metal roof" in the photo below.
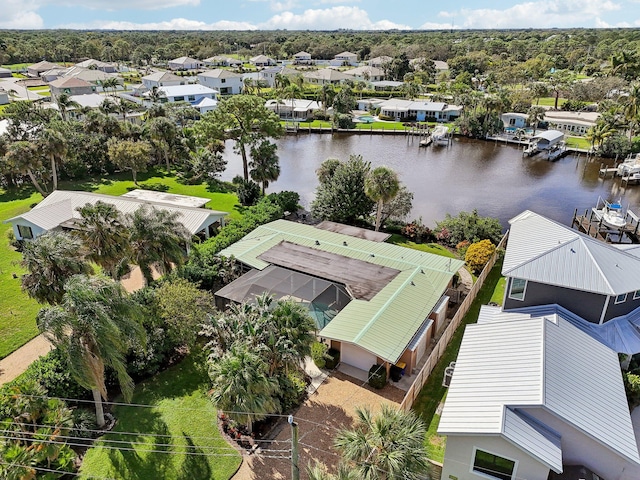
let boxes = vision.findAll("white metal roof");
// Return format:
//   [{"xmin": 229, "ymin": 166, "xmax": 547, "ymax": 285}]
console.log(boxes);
[
  {"xmin": 159, "ymin": 84, "xmax": 217, "ymax": 97},
  {"xmin": 198, "ymin": 69, "xmax": 242, "ymax": 79},
  {"xmin": 533, "ymin": 129, "xmax": 564, "ymax": 142},
  {"xmin": 439, "ymin": 307, "xmax": 640, "ymax": 466},
  {"xmin": 142, "ymin": 71, "xmax": 183, "ymax": 82},
  {"xmin": 6, "ymin": 190, "xmax": 227, "ymax": 235},
  {"xmin": 503, "ymin": 210, "xmax": 640, "ymax": 295},
  {"xmin": 121, "ymin": 189, "xmax": 210, "ymax": 208}
]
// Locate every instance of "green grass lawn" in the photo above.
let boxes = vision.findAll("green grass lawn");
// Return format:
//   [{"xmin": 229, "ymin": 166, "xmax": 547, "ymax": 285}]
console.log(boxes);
[
  {"xmin": 80, "ymin": 354, "xmax": 241, "ymax": 480},
  {"xmin": 1, "ymin": 63, "xmax": 29, "ymax": 70},
  {"xmin": 410, "ymin": 260, "xmax": 504, "ymax": 462},
  {"xmin": 387, "ymin": 234, "xmax": 457, "ymax": 258},
  {"xmin": 27, "ymin": 86, "xmax": 50, "ymax": 91},
  {"xmin": 0, "ymin": 171, "xmax": 240, "ymax": 360},
  {"xmin": 565, "ymin": 136, "xmax": 591, "ymax": 150},
  {"xmin": 295, "ymin": 120, "xmax": 438, "ymax": 131},
  {"xmin": 536, "ymin": 97, "xmax": 567, "ymax": 108}
]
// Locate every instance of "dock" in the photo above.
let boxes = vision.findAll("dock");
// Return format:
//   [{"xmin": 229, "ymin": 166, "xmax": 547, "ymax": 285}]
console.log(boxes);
[
  {"xmin": 571, "ymin": 208, "xmax": 640, "ymax": 243},
  {"xmin": 599, "ymin": 164, "xmax": 618, "ymax": 178}
]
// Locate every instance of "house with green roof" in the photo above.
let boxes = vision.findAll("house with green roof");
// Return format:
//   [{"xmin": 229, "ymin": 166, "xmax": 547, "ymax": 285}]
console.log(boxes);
[{"xmin": 216, "ymin": 220, "xmax": 463, "ymax": 376}]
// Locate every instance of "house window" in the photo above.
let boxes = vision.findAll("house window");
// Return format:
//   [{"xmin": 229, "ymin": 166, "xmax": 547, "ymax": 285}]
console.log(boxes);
[
  {"xmin": 221, "ymin": 78, "xmax": 226, "ymax": 83},
  {"xmin": 173, "ymin": 96, "xmax": 184, "ymax": 102},
  {"xmin": 17, "ymin": 225, "xmax": 33, "ymax": 240},
  {"xmin": 472, "ymin": 449, "xmax": 516, "ymax": 480},
  {"xmin": 188, "ymin": 95, "xmax": 195, "ymax": 101},
  {"xmin": 634, "ymin": 290, "xmax": 640, "ymax": 300},
  {"xmin": 508, "ymin": 278, "xmax": 527, "ymax": 301},
  {"xmin": 615, "ymin": 293, "xmax": 628, "ymax": 304}
]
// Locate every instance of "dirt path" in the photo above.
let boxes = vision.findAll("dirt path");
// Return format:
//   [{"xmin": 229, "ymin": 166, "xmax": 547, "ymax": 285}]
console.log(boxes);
[{"xmin": 0, "ymin": 335, "xmax": 53, "ymax": 385}]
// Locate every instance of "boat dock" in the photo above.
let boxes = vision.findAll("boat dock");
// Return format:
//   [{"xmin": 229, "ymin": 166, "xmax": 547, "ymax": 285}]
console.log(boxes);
[
  {"xmin": 572, "ymin": 208, "xmax": 640, "ymax": 243},
  {"xmin": 599, "ymin": 165, "xmax": 618, "ymax": 178}
]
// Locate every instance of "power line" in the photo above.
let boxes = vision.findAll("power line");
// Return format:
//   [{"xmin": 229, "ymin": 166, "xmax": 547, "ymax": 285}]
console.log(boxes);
[{"xmin": 0, "ymin": 461, "xmax": 117, "ymax": 480}]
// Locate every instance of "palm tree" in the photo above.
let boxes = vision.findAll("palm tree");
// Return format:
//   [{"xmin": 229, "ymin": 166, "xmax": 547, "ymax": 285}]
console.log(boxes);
[
  {"xmin": 148, "ymin": 85, "xmax": 166, "ymax": 104},
  {"xmin": 20, "ymin": 231, "xmax": 93, "ymax": 305},
  {"xmin": 307, "ymin": 463, "xmax": 358, "ymax": 480},
  {"xmin": 527, "ymin": 106, "xmax": 546, "ymax": 135},
  {"xmin": 37, "ymin": 274, "xmax": 145, "ymax": 427},
  {"xmin": 208, "ymin": 342, "xmax": 280, "ymax": 433},
  {"xmin": 74, "ymin": 201, "xmax": 131, "ymax": 279},
  {"xmin": 317, "ymin": 84, "xmax": 336, "ymax": 116},
  {"xmin": 37, "ymin": 128, "xmax": 67, "ymax": 191},
  {"xmin": 127, "ymin": 206, "xmax": 190, "ymax": 286},
  {"xmin": 99, "ymin": 77, "xmax": 119, "ymax": 96},
  {"xmin": 249, "ymin": 140, "xmax": 280, "ymax": 194},
  {"xmin": 147, "ymin": 116, "xmax": 177, "ymax": 172},
  {"xmin": 623, "ymin": 83, "xmax": 640, "ymax": 139},
  {"xmin": 55, "ymin": 93, "xmax": 80, "ymax": 121},
  {"xmin": 585, "ymin": 121, "xmax": 614, "ymax": 151},
  {"xmin": 116, "ymin": 98, "xmax": 135, "ymax": 121},
  {"xmin": 364, "ymin": 166, "xmax": 400, "ymax": 232},
  {"xmin": 4, "ymin": 140, "xmax": 49, "ymax": 196},
  {"xmin": 334, "ymin": 404, "xmax": 429, "ymax": 480}
]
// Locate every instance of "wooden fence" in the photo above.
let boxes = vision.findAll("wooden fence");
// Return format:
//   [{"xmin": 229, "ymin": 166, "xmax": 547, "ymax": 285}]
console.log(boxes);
[{"xmin": 399, "ymin": 232, "xmax": 509, "ymax": 411}]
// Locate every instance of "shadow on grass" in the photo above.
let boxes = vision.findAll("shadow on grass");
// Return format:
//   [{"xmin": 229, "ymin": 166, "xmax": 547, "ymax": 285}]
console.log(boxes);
[
  {"xmin": 179, "ymin": 434, "xmax": 212, "ymax": 479},
  {"xmin": 0, "ymin": 185, "xmax": 38, "ymax": 203},
  {"xmin": 412, "ymin": 259, "xmax": 504, "ymax": 426},
  {"xmin": 127, "ymin": 183, "xmax": 170, "ymax": 192},
  {"xmin": 205, "ymin": 179, "xmax": 236, "ymax": 194}
]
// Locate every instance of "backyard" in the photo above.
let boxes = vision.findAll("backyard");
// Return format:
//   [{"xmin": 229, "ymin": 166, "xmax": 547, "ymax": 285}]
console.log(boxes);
[
  {"xmin": 79, "ymin": 353, "xmax": 242, "ymax": 480},
  {"xmin": 0, "ymin": 171, "xmax": 240, "ymax": 360}
]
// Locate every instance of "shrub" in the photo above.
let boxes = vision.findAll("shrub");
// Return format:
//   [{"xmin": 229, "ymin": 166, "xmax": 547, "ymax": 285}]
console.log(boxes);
[
  {"xmin": 277, "ymin": 371, "xmax": 307, "ymax": 412},
  {"xmin": 71, "ymin": 408, "xmax": 98, "ymax": 439},
  {"xmin": 378, "ymin": 114, "xmax": 395, "ymax": 122},
  {"xmin": 465, "ymin": 239, "xmax": 496, "ymax": 274},
  {"xmin": 325, "ymin": 348, "xmax": 340, "ymax": 370},
  {"xmin": 456, "ymin": 240, "xmax": 471, "ymax": 259},
  {"xmin": 435, "ymin": 209, "xmax": 503, "ymax": 246},
  {"xmin": 368, "ymin": 364, "xmax": 387, "ymax": 389},
  {"xmin": 401, "ymin": 219, "xmax": 433, "ymax": 243},
  {"xmin": 267, "ymin": 190, "xmax": 300, "ymax": 213},
  {"xmin": 624, "ymin": 372, "xmax": 640, "ymax": 409},
  {"xmin": 311, "ymin": 341, "xmax": 328, "ymax": 369},
  {"xmin": 334, "ymin": 113, "xmax": 355, "ymax": 129},
  {"xmin": 233, "ymin": 176, "xmax": 261, "ymax": 206}
]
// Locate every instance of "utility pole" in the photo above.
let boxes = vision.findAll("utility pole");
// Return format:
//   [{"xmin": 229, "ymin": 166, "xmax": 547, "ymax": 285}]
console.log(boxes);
[{"xmin": 289, "ymin": 415, "xmax": 299, "ymax": 480}]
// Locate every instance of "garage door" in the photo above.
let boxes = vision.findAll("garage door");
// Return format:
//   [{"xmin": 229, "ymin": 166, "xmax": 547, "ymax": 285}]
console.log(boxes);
[{"xmin": 341, "ymin": 343, "xmax": 377, "ymax": 372}]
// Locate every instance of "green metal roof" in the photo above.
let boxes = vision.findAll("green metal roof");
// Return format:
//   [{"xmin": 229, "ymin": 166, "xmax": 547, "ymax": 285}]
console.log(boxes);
[{"xmin": 219, "ymin": 220, "xmax": 464, "ymax": 364}]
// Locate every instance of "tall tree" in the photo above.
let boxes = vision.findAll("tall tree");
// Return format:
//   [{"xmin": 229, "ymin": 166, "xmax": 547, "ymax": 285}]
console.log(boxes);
[
  {"xmin": 364, "ymin": 166, "xmax": 400, "ymax": 232},
  {"xmin": 37, "ymin": 274, "xmax": 145, "ymax": 427},
  {"xmin": 37, "ymin": 127, "xmax": 67, "ymax": 192},
  {"xmin": 21, "ymin": 231, "xmax": 93, "ymax": 305},
  {"xmin": 527, "ymin": 106, "xmax": 546, "ymax": 135},
  {"xmin": 3, "ymin": 140, "xmax": 49, "ymax": 196},
  {"xmin": 623, "ymin": 83, "xmax": 640, "ymax": 140},
  {"xmin": 334, "ymin": 405, "xmax": 429, "ymax": 480},
  {"xmin": 249, "ymin": 140, "xmax": 280, "ymax": 194},
  {"xmin": 193, "ymin": 95, "xmax": 283, "ymax": 181},
  {"xmin": 74, "ymin": 201, "xmax": 130, "ymax": 279},
  {"xmin": 107, "ymin": 138, "xmax": 151, "ymax": 185},
  {"xmin": 55, "ymin": 93, "xmax": 80, "ymax": 122},
  {"xmin": 127, "ymin": 206, "xmax": 190, "ymax": 286},
  {"xmin": 317, "ymin": 84, "xmax": 336, "ymax": 115},
  {"xmin": 147, "ymin": 116, "xmax": 178, "ymax": 173}
]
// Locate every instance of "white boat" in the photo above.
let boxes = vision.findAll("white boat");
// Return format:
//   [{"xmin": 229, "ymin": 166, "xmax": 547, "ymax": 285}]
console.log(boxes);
[
  {"xmin": 593, "ymin": 198, "xmax": 627, "ymax": 229},
  {"xmin": 617, "ymin": 153, "xmax": 640, "ymax": 176},
  {"xmin": 432, "ymin": 126, "xmax": 449, "ymax": 146},
  {"xmin": 523, "ymin": 141, "xmax": 539, "ymax": 157}
]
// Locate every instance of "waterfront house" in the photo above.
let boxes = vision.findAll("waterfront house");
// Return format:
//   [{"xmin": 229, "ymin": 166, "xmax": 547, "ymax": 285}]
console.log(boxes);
[
  {"xmin": 438, "ymin": 306, "xmax": 640, "ymax": 480},
  {"xmin": 331, "ymin": 51, "xmax": 358, "ymax": 67},
  {"xmin": 198, "ymin": 69, "xmax": 243, "ymax": 95},
  {"xmin": 168, "ymin": 56, "xmax": 203, "ymax": 71},
  {"xmin": 141, "ymin": 71, "xmax": 185, "ymax": 89},
  {"xmin": 302, "ymin": 68, "xmax": 351, "ymax": 86},
  {"xmin": 265, "ymin": 98, "xmax": 320, "ymax": 121},
  {"xmin": 6, "ymin": 190, "xmax": 227, "ymax": 241},
  {"xmin": 203, "ymin": 56, "xmax": 243, "ymax": 68},
  {"xmin": 293, "ymin": 51, "xmax": 313, "ymax": 65},
  {"xmin": 501, "ymin": 112, "xmax": 528, "ymax": 129},
  {"xmin": 344, "ymin": 66, "xmax": 385, "ymax": 83},
  {"xmin": 250, "ymin": 55, "xmax": 276, "ymax": 67},
  {"xmin": 27, "ymin": 61, "xmax": 60, "ymax": 78},
  {"xmin": 377, "ymin": 98, "xmax": 461, "ymax": 122},
  {"xmin": 154, "ymin": 84, "xmax": 218, "ymax": 113},
  {"xmin": 216, "ymin": 220, "xmax": 462, "ymax": 376},
  {"xmin": 502, "ymin": 210, "xmax": 640, "ymax": 326},
  {"xmin": 544, "ymin": 110, "xmax": 599, "ymax": 136},
  {"xmin": 49, "ymin": 77, "xmax": 96, "ymax": 98},
  {"xmin": 74, "ymin": 59, "xmax": 117, "ymax": 73}
]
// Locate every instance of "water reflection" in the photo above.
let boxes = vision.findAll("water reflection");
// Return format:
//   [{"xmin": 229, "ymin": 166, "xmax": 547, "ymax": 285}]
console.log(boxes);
[{"xmin": 220, "ymin": 134, "xmax": 640, "ymax": 229}]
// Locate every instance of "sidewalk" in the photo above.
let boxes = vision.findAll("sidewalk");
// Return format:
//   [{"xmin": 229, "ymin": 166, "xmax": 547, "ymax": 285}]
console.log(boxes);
[{"xmin": 0, "ymin": 334, "xmax": 53, "ymax": 385}]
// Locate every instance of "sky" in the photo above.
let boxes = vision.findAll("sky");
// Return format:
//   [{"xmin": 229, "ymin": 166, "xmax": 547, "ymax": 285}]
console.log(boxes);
[{"xmin": 3, "ymin": 0, "xmax": 640, "ymax": 30}]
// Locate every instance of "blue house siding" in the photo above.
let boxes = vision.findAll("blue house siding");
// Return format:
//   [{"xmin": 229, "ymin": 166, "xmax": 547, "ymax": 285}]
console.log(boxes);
[{"xmin": 605, "ymin": 292, "xmax": 640, "ymax": 322}]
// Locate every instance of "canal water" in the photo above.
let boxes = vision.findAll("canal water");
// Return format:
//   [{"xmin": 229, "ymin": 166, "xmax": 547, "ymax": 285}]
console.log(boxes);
[{"xmin": 220, "ymin": 133, "xmax": 640, "ymax": 229}]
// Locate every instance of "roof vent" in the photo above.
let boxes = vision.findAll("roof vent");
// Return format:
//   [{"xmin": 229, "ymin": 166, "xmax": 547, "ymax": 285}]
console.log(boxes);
[
  {"xmin": 442, "ymin": 361, "xmax": 456, "ymax": 388},
  {"xmin": 370, "ymin": 253, "xmax": 375, "ymax": 257},
  {"xmin": 315, "ymin": 240, "xmax": 320, "ymax": 246},
  {"xmin": 410, "ymin": 281, "xmax": 416, "ymax": 286},
  {"xmin": 343, "ymin": 241, "xmax": 348, "ymax": 246}
]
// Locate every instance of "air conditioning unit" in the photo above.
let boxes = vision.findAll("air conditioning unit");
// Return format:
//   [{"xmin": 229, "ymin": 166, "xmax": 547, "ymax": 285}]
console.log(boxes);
[{"xmin": 442, "ymin": 361, "xmax": 456, "ymax": 388}]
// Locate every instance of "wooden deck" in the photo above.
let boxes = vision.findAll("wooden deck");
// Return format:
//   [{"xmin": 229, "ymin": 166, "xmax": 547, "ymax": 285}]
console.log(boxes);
[{"xmin": 572, "ymin": 208, "xmax": 640, "ymax": 243}]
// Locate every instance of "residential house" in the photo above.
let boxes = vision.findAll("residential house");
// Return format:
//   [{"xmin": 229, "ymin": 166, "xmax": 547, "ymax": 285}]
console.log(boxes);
[
  {"xmin": 365, "ymin": 56, "xmax": 392, "ymax": 68},
  {"xmin": 343, "ymin": 66, "xmax": 385, "ymax": 83},
  {"xmin": 141, "ymin": 71, "xmax": 185, "ymax": 89},
  {"xmin": 293, "ymin": 51, "xmax": 313, "ymax": 65},
  {"xmin": 259, "ymin": 66, "xmax": 300, "ymax": 88},
  {"xmin": 27, "ymin": 61, "xmax": 60, "ymax": 78},
  {"xmin": 370, "ymin": 81, "xmax": 405, "ymax": 91},
  {"xmin": 49, "ymin": 77, "xmax": 96, "ymax": 97},
  {"xmin": 377, "ymin": 98, "xmax": 462, "ymax": 122},
  {"xmin": 544, "ymin": 110, "xmax": 599, "ymax": 136},
  {"xmin": 0, "ymin": 67, "xmax": 13, "ymax": 78},
  {"xmin": 167, "ymin": 56, "xmax": 203, "ymax": 71},
  {"xmin": 330, "ymin": 51, "xmax": 358, "ymax": 67},
  {"xmin": 501, "ymin": 112, "xmax": 528, "ymax": 129},
  {"xmin": 155, "ymin": 84, "xmax": 218, "ymax": 113},
  {"xmin": 198, "ymin": 69, "xmax": 243, "ymax": 95},
  {"xmin": 62, "ymin": 67, "xmax": 121, "ymax": 87},
  {"xmin": 39, "ymin": 67, "xmax": 68, "ymax": 83},
  {"xmin": 302, "ymin": 68, "xmax": 351, "ymax": 86},
  {"xmin": 502, "ymin": 210, "xmax": 640, "ymax": 326},
  {"xmin": 203, "ymin": 56, "xmax": 243, "ymax": 68},
  {"xmin": 6, "ymin": 190, "xmax": 228, "ymax": 241},
  {"xmin": 216, "ymin": 220, "xmax": 463, "ymax": 375},
  {"xmin": 49, "ymin": 93, "xmax": 106, "ymax": 121},
  {"xmin": 438, "ymin": 306, "xmax": 640, "ymax": 480},
  {"xmin": 265, "ymin": 98, "xmax": 320, "ymax": 121},
  {"xmin": 250, "ymin": 55, "xmax": 276, "ymax": 67},
  {"xmin": 74, "ymin": 59, "xmax": 118, "ymax": 73}
]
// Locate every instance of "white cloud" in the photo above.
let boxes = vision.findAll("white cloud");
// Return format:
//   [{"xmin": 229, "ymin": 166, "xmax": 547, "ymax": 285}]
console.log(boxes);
[
  {"xmin": 1, "ymin": 0, "xmax": 44, "ymax": 29},
  {"xmin": 262, "ymin": 6, "xmax": 410, "ymax": 30},
  {"xmin": 422, "ymin": 0, "xmax": 622, "ymax": 29},
  {"xmin": 61, "ymin": 18, "xmax": 258, "ymax": 30},
  {"xmin": 270, "ymin": 0, "xmax": 299, "ymax": 12},
  {"xmin": 49, "ymin": 0, "xmax": 200, "ymax": 10}
]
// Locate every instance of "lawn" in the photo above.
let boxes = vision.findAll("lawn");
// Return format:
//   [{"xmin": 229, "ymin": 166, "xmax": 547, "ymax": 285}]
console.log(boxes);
[
  {"xmin": 565, "ymin": 136, "xmax": 591, "ymax": 150},
  {"xmin": 410, "ymin": 260, "xmax": 504, "ymax": 462},
  {"xmin": 294, "ymin": 119, "xmax": 444, "ymax": 131},
  {"xmin": 387, "ymin": 234, "xmax": 457, "ymax": 258},
  {"xmin": 80, "ymin": 353, "xmax": 242, "ymax": 480},
  {"xmin": 536, "ymin": 97, "xmax": 567, "ymax": 108},
  {"xmin": 0, "ymin": 171, "xmax": 240, "ymax": 359}
]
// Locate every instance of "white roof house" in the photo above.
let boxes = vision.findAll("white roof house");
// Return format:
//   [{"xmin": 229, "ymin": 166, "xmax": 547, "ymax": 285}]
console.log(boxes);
[
  {"xmin": 544, "ymin": 110, "xmax": 599, "ymax": 136},
  {"xmin": 293, "ymin": 51, "xmax": 313, "ymax": 64},
  {"xmin": 331, "ymin": 51, "xmax": 358, "ymax": 66},
  {"xmin": 74, "ymin": 59, "xmax": 117, "ymax": 73},
  {"xmin": 6, "ymin": 190, "xmax": 228, "ymax": 241},
  {"xmin": 141, "ymin": 71, "xmax": 185, "ymax": 89},
  {"xmin": 167, "ymin": 56, "xmax": 203, "ymax": 71},
  {"xmin": 365, "ymin": 56, "xmax": 392, "ymax": 68},
  {"xmin": 197, "ymin": 69, "xmax": 243, "ymax": 95},
  {"xmin": 250, "ymin": 55, "xmax": 276, "ymax": 67},
  {"xmin": 265, "ymin": 98, "xmax": 320, "ymax": 121},
  {"xmin": 439, "ymin": 306, "xmax": 640, "ymax": 480},
  {"xmin": 377, "ymin": 98, "xmax": 462, "ymax": 122},
  {"xmin": 343, "ymin": 65, "xmax": 385, "ymax": 82},
  {"xmin": 153, "ymin": 84, "xmax": 218, "ymax": 112},
  {"xmin": 302, "ymin": 68, "xmax": 351, "ymax": 85},
  {"xmin": 203, "ymin": 56, "xmax": 243, "ymax": 67}
]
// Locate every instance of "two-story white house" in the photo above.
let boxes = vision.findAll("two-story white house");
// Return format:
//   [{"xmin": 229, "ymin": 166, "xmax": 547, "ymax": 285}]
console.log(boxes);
[
  {"xmin": 330, "ymin": 51, "xmax": 358, "ymax": 67},
  {"xmin": 198, "ymin": 69, "xmax": 243, "ymax": 95},
  {"xmin": 155, "ymin": 84, "xmax": 218, "ymax": 113},
  {"xmin": 293, "ymin": 51, "xmax": 313, "ymax": 65},
  {"xmin": 168, "ymin": 56, "xmax": 203, "ymax": 71},
  {"xmin": 141, "ymin": 71, "xmax": 185, "ymax": 89}
]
